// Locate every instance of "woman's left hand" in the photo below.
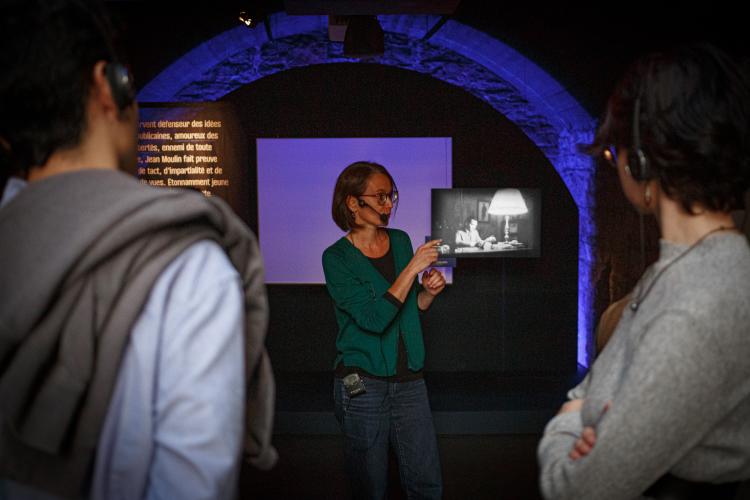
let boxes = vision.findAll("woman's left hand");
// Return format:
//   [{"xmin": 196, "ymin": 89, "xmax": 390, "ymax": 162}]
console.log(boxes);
[
  {"xmin": 556, "ymin": 399, "xmax": 593, "ymax": 460},
  {"xmin": 562, "ymin": 400, "xmax": 609, "ymax": 461},
  {"xmin": 422, "ymin": 269, "xmax": 446, "ymax": 296},
  {"xmin": 569, "ymin": 427, "xmax": 597, "ymax": 461}
]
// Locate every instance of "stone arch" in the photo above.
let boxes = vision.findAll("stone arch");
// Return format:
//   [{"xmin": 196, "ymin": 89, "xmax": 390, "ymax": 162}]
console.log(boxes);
[{"xmin": 139, "ymin": 13, "xmax": 597, "ymax": 365}]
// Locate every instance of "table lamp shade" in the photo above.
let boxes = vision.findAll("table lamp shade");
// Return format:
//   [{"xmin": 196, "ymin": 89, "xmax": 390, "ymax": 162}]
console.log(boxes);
[{"xmin": 487, "ymin": 188, "xmax": 528, "ymax": 215}]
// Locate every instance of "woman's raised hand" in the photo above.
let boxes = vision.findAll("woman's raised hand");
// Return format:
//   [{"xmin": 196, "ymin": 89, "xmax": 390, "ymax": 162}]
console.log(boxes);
[{"xmin": 409, "ymin": 239, "xmax": 442, "ymax": 275}]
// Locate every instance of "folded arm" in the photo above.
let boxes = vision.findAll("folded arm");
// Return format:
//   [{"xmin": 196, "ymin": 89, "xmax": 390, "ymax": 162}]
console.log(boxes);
[{"xmin": 538, "ymin": 310, "xmax": 749, "ymax": 500}]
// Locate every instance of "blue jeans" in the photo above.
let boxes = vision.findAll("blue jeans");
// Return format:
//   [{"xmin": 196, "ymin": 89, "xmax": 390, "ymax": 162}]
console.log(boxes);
[{"xmin": 333, "ymin": 377, "xmax": 442, "ymax": 500}]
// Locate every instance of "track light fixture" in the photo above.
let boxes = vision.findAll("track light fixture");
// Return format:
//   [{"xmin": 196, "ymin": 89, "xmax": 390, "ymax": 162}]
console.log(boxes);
[{"xmin": 239, "ymin": 10, "xmax": 257, "ymax": 28}]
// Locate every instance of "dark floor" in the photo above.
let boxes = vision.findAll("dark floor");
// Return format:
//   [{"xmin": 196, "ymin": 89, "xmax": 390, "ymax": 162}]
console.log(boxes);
[
  {"xmin": 240, "ymin": 434, "xmax": 543, "ymax": 500},
  {"xmin": 241, "ymin": 433, "xmax": 750, "ymax": 500},
  {"xmin": 242, "ymin": 368, "xmax": 750, "ymax": 499}
]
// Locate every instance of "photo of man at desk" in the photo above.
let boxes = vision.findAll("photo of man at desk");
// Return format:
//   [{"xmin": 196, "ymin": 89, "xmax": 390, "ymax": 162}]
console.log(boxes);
[
  {"xmin": 454, "ymin": 216, "xmax": 525, "ymax": 253},
  {"xmin": 455, "ymin": 217, "xmax": 498, "ymax": 250},
  {"xmin": 431, "ymin": 187, "xmax": 541, "ymax": 258}
]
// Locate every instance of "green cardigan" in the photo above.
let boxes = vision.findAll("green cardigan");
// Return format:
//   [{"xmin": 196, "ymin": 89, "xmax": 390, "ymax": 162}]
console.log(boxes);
[{"xmin": 322, "ymin": 228, "xmax": 425, "ymax": 376}]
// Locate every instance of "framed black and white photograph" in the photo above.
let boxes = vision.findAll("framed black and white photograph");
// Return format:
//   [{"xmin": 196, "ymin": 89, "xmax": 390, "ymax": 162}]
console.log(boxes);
[
  {"xmin": 477, "ymin": 200, "xmax": 490, "ymax": 222},
  {"xmin": 431, "ymin": 188, "xmax": 542, "ymax": 258}
]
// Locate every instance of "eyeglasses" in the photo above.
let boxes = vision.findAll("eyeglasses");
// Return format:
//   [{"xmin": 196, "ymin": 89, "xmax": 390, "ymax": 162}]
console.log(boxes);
[
  {"xmin": 359, "ymin": 190, "xmax": 399, "ymax": 206},
  {"xmin": 602, "ymin": 145, "xmax": 618, "ymax": 169}
]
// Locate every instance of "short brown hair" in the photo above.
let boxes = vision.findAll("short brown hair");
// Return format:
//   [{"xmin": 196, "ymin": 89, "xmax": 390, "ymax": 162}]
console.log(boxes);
[
  {"xmin": 331, "ymin": 161, "xmax": 397, "ymax": 231},
  {"xmin": 586, "ymin": 43, "xmax": 750, "ymax": 214}
]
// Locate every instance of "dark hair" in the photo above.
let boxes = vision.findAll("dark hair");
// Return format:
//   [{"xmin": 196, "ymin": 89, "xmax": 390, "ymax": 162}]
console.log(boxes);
[
  {"xmin": 331, "ymin": 161, "xmax": 398, "ymax": 231},
  {"xmin": 0, "ymin": 0, "xmax": 119, "ymax": 174},
  {"xmin": 587, "ymin": 43, "xmax": 750, "ymax": 213}
]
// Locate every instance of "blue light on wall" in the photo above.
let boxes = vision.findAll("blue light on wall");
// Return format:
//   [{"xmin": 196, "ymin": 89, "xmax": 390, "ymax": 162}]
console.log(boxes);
[{"xmin": 139, "ymin": 13, "xmax": 598, "ymax": 367}]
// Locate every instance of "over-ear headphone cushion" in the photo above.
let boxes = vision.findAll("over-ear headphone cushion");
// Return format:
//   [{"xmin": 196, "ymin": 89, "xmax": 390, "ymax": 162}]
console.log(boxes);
[
  {"xmin": 105, "ymin": 63, "xmax": 135, "ymax": 110},
  {"xmin": 357, "ymin": 199, "xmax": 365, "ymax": 207}
]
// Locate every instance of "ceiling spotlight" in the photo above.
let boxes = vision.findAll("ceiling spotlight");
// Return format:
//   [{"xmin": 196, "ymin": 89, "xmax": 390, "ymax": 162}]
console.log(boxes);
[{"xmin": 239, "ymin": 10, "xmax": 259, "ymax": 28}]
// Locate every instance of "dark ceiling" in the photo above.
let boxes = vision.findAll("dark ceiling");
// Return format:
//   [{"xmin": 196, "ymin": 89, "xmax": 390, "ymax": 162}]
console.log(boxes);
[{"xmin": 105, "ymin": 1, "xmax": 748, "ymax": 117}]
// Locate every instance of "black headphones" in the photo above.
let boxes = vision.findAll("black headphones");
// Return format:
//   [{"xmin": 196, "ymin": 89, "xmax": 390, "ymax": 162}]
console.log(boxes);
[
  {"xmin": 105, "ymin": 62, "xmax": 136, "ymax": 111},
  {"xmin": 357, "ymin": 198, "xmax": 366, "ymax": 207},
  {"xmin": 70, "ymin": 0, "xmax": 135, "ymax": 112},
  {"xmin": 629, "ymin": 94, "xmax": 652, "ymax": 181}
]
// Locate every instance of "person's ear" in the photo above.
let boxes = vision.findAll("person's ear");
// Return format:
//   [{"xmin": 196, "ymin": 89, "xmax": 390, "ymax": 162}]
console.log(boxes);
[
  {"xmin": 346, "ymin": 195, "xmax": 359, "ymax": 211},
  {"xmin": 0, "ymin": 136, "xmax": 10, "ymax": 155},
  {"xmin": 90, "ymin": 60, "xmax": 119, "ymax": 118}
]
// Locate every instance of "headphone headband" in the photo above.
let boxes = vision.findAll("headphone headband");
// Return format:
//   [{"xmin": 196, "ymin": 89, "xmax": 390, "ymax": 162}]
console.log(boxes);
[{"xmin": 630, "ymin": 94, "xmax": 651, "ymax": 181}]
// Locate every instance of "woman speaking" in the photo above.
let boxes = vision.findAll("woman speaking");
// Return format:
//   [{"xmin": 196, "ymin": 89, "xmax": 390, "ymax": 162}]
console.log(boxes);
[{"xmin": 322, "ymin": 161, "xmax": 445, "ymax": 499}]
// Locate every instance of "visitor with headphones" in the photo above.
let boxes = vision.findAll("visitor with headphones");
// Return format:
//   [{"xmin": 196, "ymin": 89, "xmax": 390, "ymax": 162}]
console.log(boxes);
[
  {"xmin": 0, "ymin": 0, "xmax": 275, "ymax": 498},
  {"xmin": 537, "ymin": 43, "xmax": 750, "ymax": 499},
  {"xmin": 323, "ymin": 161, "xmax": 446, "ymax": 499}
]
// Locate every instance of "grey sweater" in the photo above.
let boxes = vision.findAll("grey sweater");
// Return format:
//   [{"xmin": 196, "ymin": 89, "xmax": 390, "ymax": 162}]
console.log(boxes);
[{"xmin": 538, "ymin": 232, "xmax": 750, "ymax": 499}]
